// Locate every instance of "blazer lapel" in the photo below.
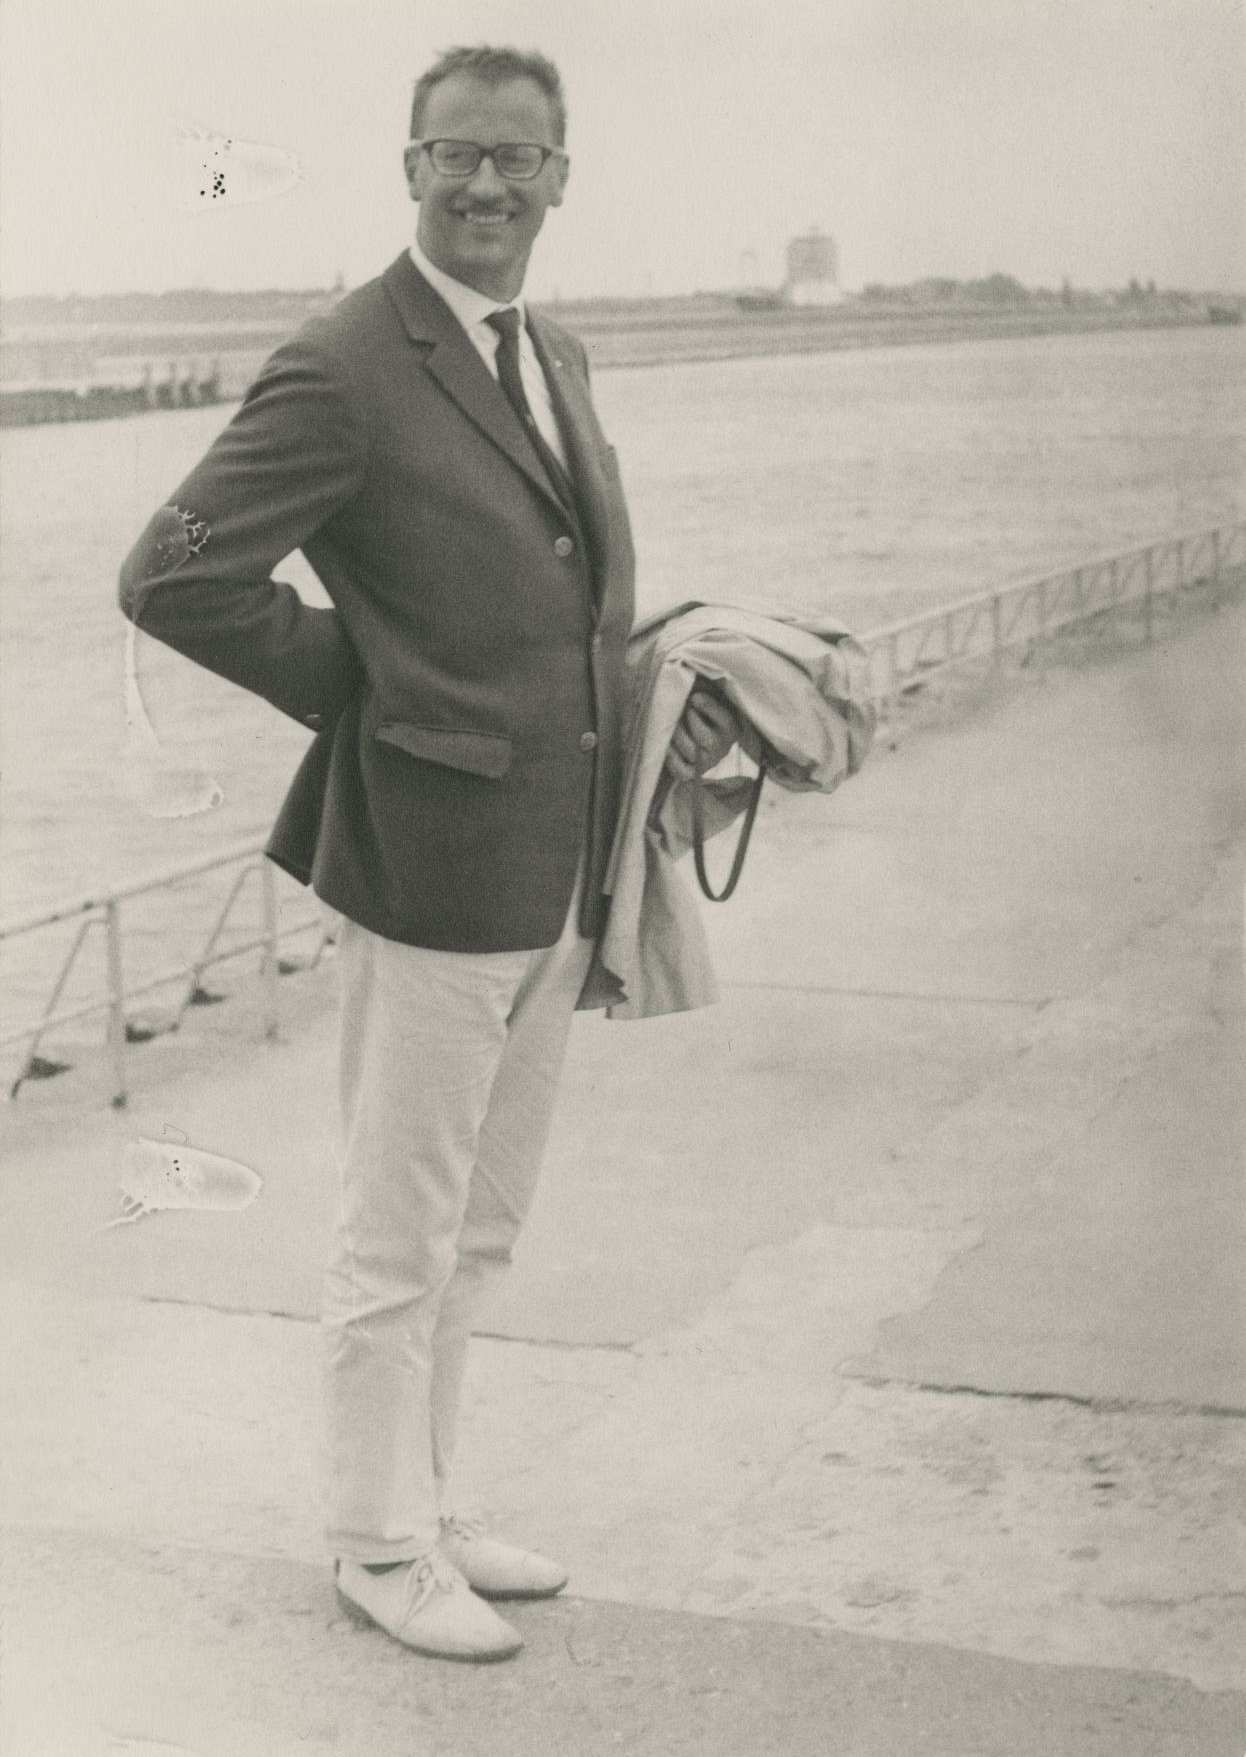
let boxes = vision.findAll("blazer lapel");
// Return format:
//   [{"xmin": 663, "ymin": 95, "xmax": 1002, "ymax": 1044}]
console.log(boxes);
[
  {"xmin": 527, "ymin": 311, "xmax": 611, "ymax": 584},
  {"xmin": 381, "ymin": 254, "xmax": 566, "ymax": 520}
]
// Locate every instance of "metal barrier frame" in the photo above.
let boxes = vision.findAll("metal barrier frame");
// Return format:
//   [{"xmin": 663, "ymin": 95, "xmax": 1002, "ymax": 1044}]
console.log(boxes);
[
  {"xmin": 2, "ymin": 841, "xmax": 332, "ymax": 1106},
  {"xmin": 2, "ymin": 518, "xmax": 1242, "ymax": 1107},
  {"xmin": 865, "ymin": 522, "xmax": 1243, "ymax": 748}
]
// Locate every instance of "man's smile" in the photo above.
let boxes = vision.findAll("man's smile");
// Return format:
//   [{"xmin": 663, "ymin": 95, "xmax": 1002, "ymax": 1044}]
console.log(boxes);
[{"xmin": 453, "ymin": 207, "xmax": 516, "ymax": 227}]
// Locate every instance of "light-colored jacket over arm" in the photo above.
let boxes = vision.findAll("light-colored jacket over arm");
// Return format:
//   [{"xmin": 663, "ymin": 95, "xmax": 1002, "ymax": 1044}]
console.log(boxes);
[{"xmin": 579, "ymin": 601, "xmax": 876, "ymax": 1020}]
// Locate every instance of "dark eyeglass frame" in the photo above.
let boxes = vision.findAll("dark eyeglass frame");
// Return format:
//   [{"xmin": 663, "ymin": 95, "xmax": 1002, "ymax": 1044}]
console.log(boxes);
[{"xmin": 411, "ymin": 138, "xmax": 564, "ymax": 181}]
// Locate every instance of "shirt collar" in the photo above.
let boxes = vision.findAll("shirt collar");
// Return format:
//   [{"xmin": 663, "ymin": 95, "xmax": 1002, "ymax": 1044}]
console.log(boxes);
[{"xmin": 408, "ymin": 236, "xmax": 526, "ymax": 334}]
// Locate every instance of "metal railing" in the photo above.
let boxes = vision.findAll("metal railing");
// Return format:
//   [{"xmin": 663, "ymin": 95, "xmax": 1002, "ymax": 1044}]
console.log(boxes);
[
  {"xmin": 2, "ymin": 518, "xmax": 1242, "ymax": 1108},
  {"xmin": 863, "ymin": 521, "xmax": 1243, "ymax": 747},
  {"xmin": 2, "ymin": 840, "xmax": 334, "ymax": 1106}
]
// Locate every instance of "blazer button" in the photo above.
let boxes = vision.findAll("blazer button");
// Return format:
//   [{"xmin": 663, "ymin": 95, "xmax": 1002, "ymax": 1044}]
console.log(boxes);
[
  {"xmin": 554, "ymin": 535, "xmax": 575, "ymax": 558},
  {"xmin": 579, "ymin": 731, "xmax": 598, "ymax": 753},
  {"xmin": 304, "ymin": 713, "xmax": 323, "ymax": 731}
]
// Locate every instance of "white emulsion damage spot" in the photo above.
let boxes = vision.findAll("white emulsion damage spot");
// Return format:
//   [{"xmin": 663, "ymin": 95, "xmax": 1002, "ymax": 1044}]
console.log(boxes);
[
  {"xmin": 123, "ymin": 622, "xmax": 225, "ymax": 819},
  {"xmin": 107, "ymin": 1132, "xmax": 262, "ymax": 1226},
  {"xmin": 172, "ymin": 121, "xmax": 303, "ymax": 212}
]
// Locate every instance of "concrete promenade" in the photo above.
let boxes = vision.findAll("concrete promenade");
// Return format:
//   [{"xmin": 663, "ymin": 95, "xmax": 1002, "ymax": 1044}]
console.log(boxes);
[{"xmin": 1, "ymin": 600, "xmax": 1243, "ymax": 1755}]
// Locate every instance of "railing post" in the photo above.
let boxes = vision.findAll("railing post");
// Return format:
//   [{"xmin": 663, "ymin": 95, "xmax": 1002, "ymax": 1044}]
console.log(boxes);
[
  {"xmin": 887, "ymin": 632, "xmax": 901, "ymax": 749},
  {"xmin": 308, "ymin": 911, "xmax": 338, "ymax": 971},
  {"xmin": 1034, "ymin": 578, "xmax": 1050, "ymax": 675},
  {"xmin": 179, "ymin": 861, "xmax": 259, "ymax": 1030},
  {"xmin": 1142, "ymin": 546, "xmax": 1155, "ymax": 643},
  {"xmin": 939, "ymin": 608, "xmax": 954, "ymax": 707},
  {"xmin": 103, "ymin": 899, "xmax": 128, "ymax": 1109},
  {"xmin": 260, "ymin": 859, "xmax": 279, "ymax": 1042}
]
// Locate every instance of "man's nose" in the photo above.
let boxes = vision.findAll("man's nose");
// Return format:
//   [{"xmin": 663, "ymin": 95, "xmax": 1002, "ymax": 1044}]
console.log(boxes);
[{"xmin": 466, "ymin": 152, "xmax": 509, "ymax": 197}]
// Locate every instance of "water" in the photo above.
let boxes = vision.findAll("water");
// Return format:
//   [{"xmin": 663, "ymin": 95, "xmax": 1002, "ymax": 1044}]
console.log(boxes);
[
  {"xmin": 2, "ymin": 324, "xmax": 1242, "ymax": 1036},
  {"xmin": 595, "ymin": 324, "xmax": 1244, "ymax": 625}
]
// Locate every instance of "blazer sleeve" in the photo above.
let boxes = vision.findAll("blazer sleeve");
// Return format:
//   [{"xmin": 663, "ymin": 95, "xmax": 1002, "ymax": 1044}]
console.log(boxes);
[{"xmin": 118, "ymin": 334, "xmax": 369, "ymax": 729}]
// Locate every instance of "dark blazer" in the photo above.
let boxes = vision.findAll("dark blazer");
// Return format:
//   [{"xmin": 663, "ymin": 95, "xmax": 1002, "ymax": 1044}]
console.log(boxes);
[{"xmin": 119, "ymin": 253, "xmax": 636, "ymax": 952}]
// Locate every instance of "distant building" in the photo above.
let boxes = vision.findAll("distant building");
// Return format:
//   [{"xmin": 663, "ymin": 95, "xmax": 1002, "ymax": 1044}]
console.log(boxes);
[
  {"xmin": 784, "ymin": 229, "xmax": 844, "ymax": 306},
  {"xmin": 732, "ymin": 228, "xmax": 848, "ymax": 314}
]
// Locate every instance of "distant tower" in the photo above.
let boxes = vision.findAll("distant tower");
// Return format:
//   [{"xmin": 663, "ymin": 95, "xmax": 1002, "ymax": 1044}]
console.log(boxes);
[{"xmin": 784, "ymin": 228, "xmax": 843, "ymax": 306}]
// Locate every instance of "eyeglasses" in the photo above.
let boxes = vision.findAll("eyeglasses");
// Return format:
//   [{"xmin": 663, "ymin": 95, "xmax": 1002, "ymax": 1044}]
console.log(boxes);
[{"xmin": 412, "ymin": 138, "xmax": 563, "ymax": 181}]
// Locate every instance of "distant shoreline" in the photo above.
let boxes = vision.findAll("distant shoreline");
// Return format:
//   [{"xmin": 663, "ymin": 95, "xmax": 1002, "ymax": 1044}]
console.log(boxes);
[
  {"xmin": 1, "ymin": 294, "xmax": 1235, "ymax": 398},
  {"xmin": 573, "ymin": 301, "xmax": 1224, "ymax": 372}
]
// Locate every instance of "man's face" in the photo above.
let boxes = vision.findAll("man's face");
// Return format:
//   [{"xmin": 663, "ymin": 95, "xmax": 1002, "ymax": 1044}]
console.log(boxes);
[{"xmin": 405, "ymin": 74, "xmax": 569, "ymax": 301}]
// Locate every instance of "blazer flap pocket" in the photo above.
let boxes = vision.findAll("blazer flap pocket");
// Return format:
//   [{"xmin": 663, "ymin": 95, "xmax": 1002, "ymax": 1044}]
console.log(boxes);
[{"xmin": 375, "ymin": 722, "xmax": 513, "ymax": 778}]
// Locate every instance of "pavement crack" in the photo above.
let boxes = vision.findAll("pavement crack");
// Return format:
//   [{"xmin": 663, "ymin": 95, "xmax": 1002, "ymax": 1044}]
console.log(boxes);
[
  {"xmin": 1099, "ymin": 1591, "xmax": 1246, "ymax": 1611},
  {"xmin": 127, "ymin": 1303, "xmax": 643, "ymax": 1351},
  {"xmin": 475, "ymin": 1329, "xmax": 637, "ymax": 1355},
  {"xmin": 843, "ymin": 1370, "xmax": 1246, "ymax": 1421},
  {"xmin": 722, "ymin": 979, "xmax": 1046, "ymax": 1010},
  {"xmin": 135, "ymin": 1293, "xmax": 314, "ymax": 1324}
]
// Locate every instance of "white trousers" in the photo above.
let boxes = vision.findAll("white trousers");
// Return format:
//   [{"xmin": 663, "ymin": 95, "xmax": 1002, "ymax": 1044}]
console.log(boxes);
[{"xmin": 323, "ymin": 877, "xmax": 595, "ymax": 1563}]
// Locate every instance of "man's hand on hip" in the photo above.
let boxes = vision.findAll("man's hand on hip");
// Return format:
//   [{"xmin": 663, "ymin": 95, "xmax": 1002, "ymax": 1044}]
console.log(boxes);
[{"xmin": 665, "ymin": 688, "xmax": 740, "ymax": 782}]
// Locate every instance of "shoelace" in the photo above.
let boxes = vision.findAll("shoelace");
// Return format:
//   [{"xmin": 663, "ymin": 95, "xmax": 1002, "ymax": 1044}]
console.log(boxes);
[
  {"xmin": 400, "ymin": 1551, "xmax": 458, "ymax": 1620},
  {"xmin": 439, "ymin": 1511, "xmax": 487, "ymax": 1545}
]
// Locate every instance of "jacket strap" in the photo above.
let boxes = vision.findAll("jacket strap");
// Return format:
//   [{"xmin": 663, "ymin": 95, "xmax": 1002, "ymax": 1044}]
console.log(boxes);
[{"xmin": 691, "ymin": 758, "xmax": 768, "ymax": 903}]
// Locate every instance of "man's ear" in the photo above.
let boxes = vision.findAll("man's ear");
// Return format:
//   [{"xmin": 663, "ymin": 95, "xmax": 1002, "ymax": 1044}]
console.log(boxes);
[
  {"xmin": 549, "ymin": 153, "xmax": 570, "ymax": 209},
  {"xmin": 403, "ymin": 144, "xmax": 422, "ymax": 202}
]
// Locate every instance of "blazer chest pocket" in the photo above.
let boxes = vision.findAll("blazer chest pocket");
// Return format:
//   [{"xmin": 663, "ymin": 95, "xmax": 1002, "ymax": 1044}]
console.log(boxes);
[{"xmin": 375, "ymin": 721, "xmax": 513, "ymax": 779}]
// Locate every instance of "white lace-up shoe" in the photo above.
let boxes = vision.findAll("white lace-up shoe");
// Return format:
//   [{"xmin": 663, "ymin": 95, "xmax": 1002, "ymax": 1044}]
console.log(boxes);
[
  {"xmin": 335, "ymin": 1554, "xmax": 522, "ymax": 1661},
  {"xmin": 439, "ymin": 1513, "xmax": 569, "ymax": 1601}
]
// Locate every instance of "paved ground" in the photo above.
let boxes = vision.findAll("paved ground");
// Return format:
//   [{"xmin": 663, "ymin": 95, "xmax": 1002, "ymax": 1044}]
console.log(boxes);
[{"xmin": 1, "ymin": 596, "xmax": 1243, "ymax": 1755}]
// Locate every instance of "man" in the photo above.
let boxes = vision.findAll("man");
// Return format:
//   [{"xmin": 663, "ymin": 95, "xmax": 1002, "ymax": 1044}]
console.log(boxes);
[{"xmin": 120, "ymin": 46, "xmax": 734, "ymax": 1663}]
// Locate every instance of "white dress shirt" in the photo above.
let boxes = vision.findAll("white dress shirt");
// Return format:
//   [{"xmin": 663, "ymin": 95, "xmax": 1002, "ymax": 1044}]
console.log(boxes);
[{"xmin": 409, "ymin": 238, "xmax": 570, "ymax": 473}]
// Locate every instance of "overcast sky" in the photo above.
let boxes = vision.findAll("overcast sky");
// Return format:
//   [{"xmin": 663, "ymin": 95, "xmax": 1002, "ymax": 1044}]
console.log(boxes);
[{"xmin": 1, "ymin": 0, "xmax": 1241, "ymax": 300}]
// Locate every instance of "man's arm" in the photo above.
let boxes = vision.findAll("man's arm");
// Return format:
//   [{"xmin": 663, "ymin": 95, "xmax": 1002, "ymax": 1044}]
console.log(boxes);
[{"xmin": 119, "ymin": 335, "xmax": 369, "ymax": 730}]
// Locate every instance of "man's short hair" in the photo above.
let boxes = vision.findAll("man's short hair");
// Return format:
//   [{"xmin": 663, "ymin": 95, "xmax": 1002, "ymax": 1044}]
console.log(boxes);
[{"xmin": 410, "ymin": 46, "xmax": 567, "ymax": 146}]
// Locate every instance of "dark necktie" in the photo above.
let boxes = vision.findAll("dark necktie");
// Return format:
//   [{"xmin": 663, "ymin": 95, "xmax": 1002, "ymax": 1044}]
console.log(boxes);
[{"xmin": 485, "ymin": 308, "xmax": 578, "ymax": 516}]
